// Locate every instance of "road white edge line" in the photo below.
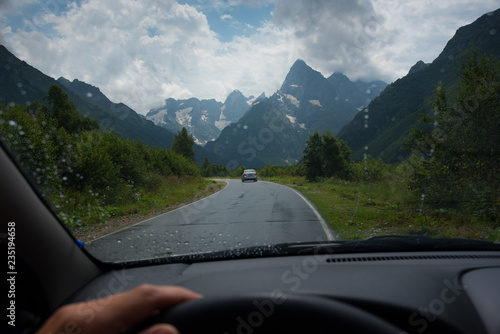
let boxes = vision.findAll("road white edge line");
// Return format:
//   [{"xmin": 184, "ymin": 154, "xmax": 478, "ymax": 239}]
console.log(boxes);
[
  {"xmin": 288, "ymin": 187, "xmax": 337, "ymax": 241},
  {"xmin": 263, "ymin": 181, "xmax": 338, "ymax": 241}
]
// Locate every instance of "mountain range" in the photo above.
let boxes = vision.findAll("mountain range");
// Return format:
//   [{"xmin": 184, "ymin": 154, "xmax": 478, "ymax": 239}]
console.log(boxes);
[
  {"xmin": 204, "ymin": 59, "xmax": 387, "ymax": 167},
  {"xmin": 0, "ymin": 45, "xmax": 189, "ymax": 155},
  {"xmin": 0, "ymin": 43, "xmax": 385, "ymax": 168},
  {"xmin": 146, "ymin": 90, "xmax": 265, "ymax": 145}
]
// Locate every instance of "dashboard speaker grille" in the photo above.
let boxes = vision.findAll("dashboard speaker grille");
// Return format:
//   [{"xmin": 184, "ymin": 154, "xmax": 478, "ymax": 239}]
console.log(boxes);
[{"xmin": 326, "ymin": 254, "xmax": 500, "ymax": 263}]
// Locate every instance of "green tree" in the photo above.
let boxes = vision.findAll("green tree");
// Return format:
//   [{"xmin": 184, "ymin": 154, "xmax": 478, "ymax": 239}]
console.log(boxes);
[
  {"xmin": 172, "ymin": 127, "xmax": 195, "ymax": 161},
  {"xmin": 303, "ymin": 131, "xmax": 352, "ymax": 181},
  {"xmin": 202, "ymin": 157, "xmax": 211, "ymax": 177},
  {"xmin": 323, "ymin": 131, "xmax": 352, "ymax": 179},
  {"xmin": 235, "ymin": 165, "xmax": 247, "ymax": 177},
  {"xmin": 103, "ymin": 133, "xmax": 147, "ymax": 186},
  {"xmin": 45, "ymin": 85, "xmax": 99, "ymax": 134},
  {"xmin": 405, "ymin": 50, "xmax": 500, "ymax": 214},
  {"xmin": 0, "ymin": 103, "xmax": 60, "ymax": 194},
  {"xmin": 303, "ymin": 131, "xmax": 323, "ymax": 181},
  {"xmin": 72, "ymin": 130, "xmax": 120, "ymax": 192}
]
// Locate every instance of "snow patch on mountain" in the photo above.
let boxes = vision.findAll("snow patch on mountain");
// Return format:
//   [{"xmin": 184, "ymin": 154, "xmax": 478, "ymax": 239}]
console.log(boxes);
[
  {"xmin": 215, "ymin": 109, "xmax": 231, "ymax": 130},
  {"xmin": 285, "ymin": 112, "xmax": 306, "ymax": 129},
  {"xmin": 176, "ymin": 107, "xmax": 193, "ymax": 127},
  {"xmin": 193, "ymin": 135, "xmax": 204, "ymax": 146},
  {"xmin": 147, "ymin": 109, "xmax": 168, "ymax": 125},
  {"xmin": 215, "ymin": 120, "xmax": 231, "ymax": 130},
  {"xmin": 286, "ymin": 94, "xmax": 300, "ymax": 107},
  {"xmin": 309, "ymin": 100, "xmax": 322, "ymax": 107},
  {"xmin": 246, "ymin": 96, "xmax": 258, "ymax": 105}
]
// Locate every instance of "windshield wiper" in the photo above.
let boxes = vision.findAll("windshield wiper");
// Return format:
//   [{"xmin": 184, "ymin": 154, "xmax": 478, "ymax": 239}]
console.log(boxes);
[{"xmin": 283, "ymin": 235, "xmax": 500, "ymax": 255}]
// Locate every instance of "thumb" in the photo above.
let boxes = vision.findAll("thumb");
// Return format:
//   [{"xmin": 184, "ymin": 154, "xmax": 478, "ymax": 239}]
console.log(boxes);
[{"xmin": 139, "ymin": 324, "xmax": 179, "ymax": 334}]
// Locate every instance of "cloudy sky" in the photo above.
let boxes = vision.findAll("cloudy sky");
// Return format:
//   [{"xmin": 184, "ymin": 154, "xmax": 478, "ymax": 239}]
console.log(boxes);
[{"xmin": 1, "ymin": 0, "xmax": 498, "ymax": 114}]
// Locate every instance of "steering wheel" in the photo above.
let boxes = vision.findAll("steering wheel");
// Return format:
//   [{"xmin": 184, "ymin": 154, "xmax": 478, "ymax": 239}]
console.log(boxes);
[{"xmin": 127, "ymin": 293, "xmax": 402, "ymax": 333}]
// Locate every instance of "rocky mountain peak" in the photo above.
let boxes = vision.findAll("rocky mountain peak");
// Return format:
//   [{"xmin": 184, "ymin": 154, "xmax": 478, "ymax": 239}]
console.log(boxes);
[
  {"xmin": 407, "ymin": 60, "xmax": 430, "ymax": 75},
  {"xmin": 57, "ymin": 77, "xmax": 108, "ymax": 106},
  {"xmin": 280, "ymin": 59, "xmax": 325, "ymax": 93},
  {"xmin": 224, "ymin": 90, "xmax": 246, "ymax": 104}
]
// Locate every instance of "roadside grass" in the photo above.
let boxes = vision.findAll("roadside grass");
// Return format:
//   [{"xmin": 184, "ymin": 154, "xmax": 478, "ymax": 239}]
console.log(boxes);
[
  {"xmin": 114, "ymin": 176, "xmax": 223, "ymax": 217},
  {"xmin": 64, "ymin": 176, "xmax": 225, "ymax": 233},
  {"xmin": 264, "ymin": 176, "xmax": 499, "ymax": 241}
]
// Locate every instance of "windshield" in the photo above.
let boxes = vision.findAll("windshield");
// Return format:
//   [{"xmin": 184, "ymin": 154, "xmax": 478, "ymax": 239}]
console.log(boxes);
[{"xmin": 1, "ymin": 0, "xmax": 499, "ymax": 264}]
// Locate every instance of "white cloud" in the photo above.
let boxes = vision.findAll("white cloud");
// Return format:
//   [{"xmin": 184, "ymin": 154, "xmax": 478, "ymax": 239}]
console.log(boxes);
[
  {"xmin": 5, "ymin": 0, "xmax": 222, "ymax": 113},
  {"xmin": 2, "ymin": 0, "xmax": 498, "ymax": 115},
  {"xmin": 228, "ymin": 0, "xmax": 273, "ymax": 6},
  {"xmin": 270, "ymin": 0, "xmax": 499, "ymax": 82},
  {"xmin": 3, "ymin": 0, "xmax": 293, "ymax": 113},
  {"xmin": 221, "ymin": 13, "xmax": 232, "ymax": 20}
]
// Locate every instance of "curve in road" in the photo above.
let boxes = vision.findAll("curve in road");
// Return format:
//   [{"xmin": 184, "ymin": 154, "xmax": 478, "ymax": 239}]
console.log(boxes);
[{"xmin": 86, "ymin": 179, "xmax": 338, "ymax": 262}]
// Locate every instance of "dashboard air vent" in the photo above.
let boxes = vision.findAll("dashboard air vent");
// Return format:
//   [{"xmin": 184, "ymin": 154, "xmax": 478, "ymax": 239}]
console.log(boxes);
[{"xmin": 326, "ymin": 254, "xmax": 500, "ymax": 263}]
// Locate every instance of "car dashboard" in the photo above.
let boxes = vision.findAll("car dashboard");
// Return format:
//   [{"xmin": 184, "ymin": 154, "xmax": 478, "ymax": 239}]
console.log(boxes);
[{"xmin": 65, "ymin": 250, "xmax": 500, "ymax": 334}]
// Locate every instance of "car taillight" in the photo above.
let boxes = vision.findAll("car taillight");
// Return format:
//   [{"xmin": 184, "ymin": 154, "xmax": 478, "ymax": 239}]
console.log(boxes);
[{"xmin": 243, "ymin": 174, "xmax": 246, "ymax": 176}]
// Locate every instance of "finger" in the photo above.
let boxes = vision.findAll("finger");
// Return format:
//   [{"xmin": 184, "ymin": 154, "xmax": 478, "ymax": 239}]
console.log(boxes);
[
  {"xmin": 138, "ymin": 324, "xmax": 179, "ymax": 334},
  {"xmin": 98, "ymin": 285, "xmax": 201, "ymax": 332}
]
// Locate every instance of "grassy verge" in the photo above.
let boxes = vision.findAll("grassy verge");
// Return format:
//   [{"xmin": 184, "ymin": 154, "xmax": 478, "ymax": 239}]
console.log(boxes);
[
  {"xmin": 264, "ymin": 176, "xmax": 499, "ymax": 241},
  {"xmin": 68, "ymin": 177, "xmax": 226, "ymax": 242},
  {"xmin": 110, "ymin": 176, "xmax": 224, "ymax": 217}
]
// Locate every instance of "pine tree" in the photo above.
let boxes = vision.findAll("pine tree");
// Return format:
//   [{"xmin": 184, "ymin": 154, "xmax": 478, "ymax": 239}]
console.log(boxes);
[{"xmin": 172, "ymin": 127, "xmax": 195, "ymax": 161}]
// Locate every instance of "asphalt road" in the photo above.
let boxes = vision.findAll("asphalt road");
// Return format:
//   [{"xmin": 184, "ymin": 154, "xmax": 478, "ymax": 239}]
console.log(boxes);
[{"xmin": 86, "ymin": 179, "xmax": 337, "ymax": 262}]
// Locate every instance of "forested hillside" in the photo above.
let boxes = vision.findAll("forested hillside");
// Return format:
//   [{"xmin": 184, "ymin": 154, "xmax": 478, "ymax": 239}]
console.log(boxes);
[
  {"xmin": 338, "ymin": 9, "xmax": 500, "ymax": 163},
  {"xmin": 0, "ymin": 85, "xmax": 201, "ymax": 227}
]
